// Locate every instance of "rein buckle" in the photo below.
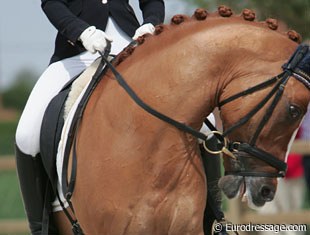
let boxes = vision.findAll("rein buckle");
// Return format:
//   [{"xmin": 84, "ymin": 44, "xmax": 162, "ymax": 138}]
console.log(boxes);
[{"xmin": 202, "ymin": 131, "xmax": 236, "ymax": 159}]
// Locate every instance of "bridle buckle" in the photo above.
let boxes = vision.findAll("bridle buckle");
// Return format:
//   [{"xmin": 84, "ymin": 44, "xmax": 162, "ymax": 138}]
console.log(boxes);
[{"xmin": 202, "ymin": 131, "xmax": 236, "ymax": 159}]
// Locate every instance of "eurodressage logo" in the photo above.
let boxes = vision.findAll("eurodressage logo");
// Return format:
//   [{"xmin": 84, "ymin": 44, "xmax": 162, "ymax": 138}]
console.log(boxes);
[{"xmin": 213, "ymin": 222, "xmax": 307, "ymax": 233}]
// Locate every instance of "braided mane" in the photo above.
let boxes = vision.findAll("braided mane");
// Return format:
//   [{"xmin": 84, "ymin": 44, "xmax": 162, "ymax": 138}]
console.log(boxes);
[{"xmin": 113, "ymin": 5, "xmax": 302, "ymax": 66}]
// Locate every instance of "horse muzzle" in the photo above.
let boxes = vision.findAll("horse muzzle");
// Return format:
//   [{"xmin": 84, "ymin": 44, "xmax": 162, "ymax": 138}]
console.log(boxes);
[{"xmin": 218, "ymin": 174, "xmax": 277, "ymax": 208}]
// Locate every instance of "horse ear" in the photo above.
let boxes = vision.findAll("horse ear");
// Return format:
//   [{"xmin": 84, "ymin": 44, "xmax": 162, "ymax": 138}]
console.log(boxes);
[{"xmin": 193, "ymin": 8, "xmax": 208, "ymax": 21}]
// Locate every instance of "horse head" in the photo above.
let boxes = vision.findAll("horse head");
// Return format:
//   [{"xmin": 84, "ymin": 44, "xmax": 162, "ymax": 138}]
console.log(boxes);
[{"xmin": 214, "ymin": 7, "xmax": 310, "ymax": 207}]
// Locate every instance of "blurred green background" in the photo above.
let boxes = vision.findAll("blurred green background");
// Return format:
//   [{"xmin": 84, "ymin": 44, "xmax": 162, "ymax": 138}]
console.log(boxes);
[
  {"xmin": 0, "ymin": 70, "xmax": 34, "ymax": 234},
  {"xmin": 0, "ymin": 120, "xmax": 27, "ymax": 235}
]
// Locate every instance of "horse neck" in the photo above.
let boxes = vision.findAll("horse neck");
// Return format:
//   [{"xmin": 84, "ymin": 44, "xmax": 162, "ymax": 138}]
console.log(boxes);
[{"xmin": 116, "ymin": 20, "xmax": 296, "ymax": 129}]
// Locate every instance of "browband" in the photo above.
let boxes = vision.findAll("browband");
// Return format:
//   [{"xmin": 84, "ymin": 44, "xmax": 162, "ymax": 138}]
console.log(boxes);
[{"xmin": 283, "ymin": 44, "xmax": 310, "ymax": 90}]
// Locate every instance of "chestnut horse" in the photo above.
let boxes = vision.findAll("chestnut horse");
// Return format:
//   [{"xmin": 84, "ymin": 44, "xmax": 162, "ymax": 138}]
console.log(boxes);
[{"xmin": 54, "ymin": 7, "xmax": 310, "ymax": 235}]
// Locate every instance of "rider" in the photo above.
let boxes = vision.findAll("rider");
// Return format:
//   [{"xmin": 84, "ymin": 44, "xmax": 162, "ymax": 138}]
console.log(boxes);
[{"xmin": 15, "ymin": 0, "xmax": 165, "ymax": 234}]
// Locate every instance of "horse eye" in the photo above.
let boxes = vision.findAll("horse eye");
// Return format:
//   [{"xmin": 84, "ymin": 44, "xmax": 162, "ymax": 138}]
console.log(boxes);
[{"xmin": 289, "ymin": 105, "xmax": 301, "ymax": 119}]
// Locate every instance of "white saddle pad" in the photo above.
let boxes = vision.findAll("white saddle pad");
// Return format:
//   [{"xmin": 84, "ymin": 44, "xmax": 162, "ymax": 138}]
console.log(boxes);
[{"xmin": 52, "ymin": 57, "xmax": 102, "ymax": 211}]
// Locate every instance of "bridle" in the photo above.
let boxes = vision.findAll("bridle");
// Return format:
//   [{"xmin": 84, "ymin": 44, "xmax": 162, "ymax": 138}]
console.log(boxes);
[
  {"xmin": 215, "ymin": 44, "xmax": 310, "ymax": 178},
  {"xmin": 101, "ymin": 43, "xmax": 310, "ymax": 178}
]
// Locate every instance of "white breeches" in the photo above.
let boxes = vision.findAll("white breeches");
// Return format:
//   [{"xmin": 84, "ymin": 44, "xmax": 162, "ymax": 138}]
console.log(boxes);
[{"xmin": 15, "ymin": 17, "xmax": 132, "ymax": 156}]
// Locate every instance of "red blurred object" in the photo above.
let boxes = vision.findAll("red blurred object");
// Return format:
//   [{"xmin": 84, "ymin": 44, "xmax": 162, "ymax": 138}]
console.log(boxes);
[
  {"xmin": 286, "ymin": 153, "xmax": 304, "ymax": 178},
  {"xmin": 285, "ymin": 128, "xmax": 304, "ymax": 179}
]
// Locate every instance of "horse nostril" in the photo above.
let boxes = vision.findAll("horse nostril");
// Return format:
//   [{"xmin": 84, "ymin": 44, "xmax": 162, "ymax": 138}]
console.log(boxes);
[{"xmin": 260, "ymin": 185, "xmax": 275, "ymax": 201}]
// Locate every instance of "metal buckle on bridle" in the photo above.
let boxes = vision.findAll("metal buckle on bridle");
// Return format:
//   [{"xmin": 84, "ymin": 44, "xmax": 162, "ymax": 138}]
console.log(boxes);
[{"xmin": 202, "ymin": 131, "xmax": 237, "ymax": 159}]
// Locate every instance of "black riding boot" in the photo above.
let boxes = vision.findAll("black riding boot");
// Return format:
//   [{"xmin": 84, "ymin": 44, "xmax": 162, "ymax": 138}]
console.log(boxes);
[
  {"xmin": 201, "ymin": 137, "xmax": 228, "ymax": 235},
  {"xmin": 15, "ymin": 145, "xmax": 59, "ymax": 235}
]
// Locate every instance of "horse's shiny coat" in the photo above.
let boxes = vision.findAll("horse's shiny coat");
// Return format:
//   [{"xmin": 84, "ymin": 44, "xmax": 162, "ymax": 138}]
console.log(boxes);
[{"xmin": 55, "ymin": 8, "xmax": 309, "ymax": 235}]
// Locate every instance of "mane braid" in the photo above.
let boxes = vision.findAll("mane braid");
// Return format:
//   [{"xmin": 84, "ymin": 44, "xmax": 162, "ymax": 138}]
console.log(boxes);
[
  {"xmin": 193, "ymin": 8, "xmax": 208, "ymax": 20},
  {"xmin": 265, "ymin": 18, "xmax": 278, "ymax": 30},
  {"xmin": 112, "ymin": 44, "xmax": 136, "ymax": 66},
  {"xmin": 171, "ymin": 14, "xmax": 190, "ymax": 25},
  {"xmin": 112, "ymin": 5, "xmax": 302, "ymax": 66},
  {"xmin": 241, "ymin": 9, "xmax": 255, "ymax": 21},
  {"xmin": 218, "ymin": 5, "xmax": 233, "ymax": 17}
]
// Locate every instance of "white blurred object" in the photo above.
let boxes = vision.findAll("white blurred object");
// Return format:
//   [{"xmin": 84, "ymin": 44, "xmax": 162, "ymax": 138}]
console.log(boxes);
[
  {"xmin": 79, "ymin": 26, "xmax": 113, "ymax": 53},
  {"xmin": 132, "ymin": 23, "xmax": 155, "ymax": 40},
  {"xmin": 198, "ymin": 113, "xmax": 215, "ymax": 143},
  {"xmin": 300, "ymin": 104, "xmax": 310, "ymax": 140}
]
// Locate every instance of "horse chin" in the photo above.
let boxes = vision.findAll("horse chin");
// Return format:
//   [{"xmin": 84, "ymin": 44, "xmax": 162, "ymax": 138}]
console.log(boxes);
[
  {"xmin": 218, "ymin": 175, "xmax": 276, "ymax": 209},
  {"xmin": 218, "ymin": 175, "xmax": 243, "ymax": 199}
]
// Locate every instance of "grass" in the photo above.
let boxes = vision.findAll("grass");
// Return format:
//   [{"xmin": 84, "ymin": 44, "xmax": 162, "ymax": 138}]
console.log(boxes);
[
  {"xmin": 0, "ymin": 119, "xmax": 28, "ymax": 234},
  {"xmin": 0, "ymin": 170, "xmax": 25, "ymax": 219},
  {"xmin": 0, "ymin": 120, "xmax": 18, "ymax": 155},
  {"xmin": 0, "ymin": 119, "xmax": 25, "ymax": 220}
]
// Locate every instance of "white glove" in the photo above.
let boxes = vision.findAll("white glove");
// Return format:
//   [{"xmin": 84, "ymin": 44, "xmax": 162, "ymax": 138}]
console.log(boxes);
[
  {"xmin": 132, "ymin": 23, "xmax": 155, "ymax": 40},
  {"xmin": 79, "ymin": 26, "xmax": 113, "ymax": 53}
]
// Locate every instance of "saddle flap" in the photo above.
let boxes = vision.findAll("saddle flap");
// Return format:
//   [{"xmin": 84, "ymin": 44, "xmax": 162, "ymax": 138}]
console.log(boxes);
[{"xmin": 40, "ymin": 87, "xmax": 71, "ymax": 188}]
